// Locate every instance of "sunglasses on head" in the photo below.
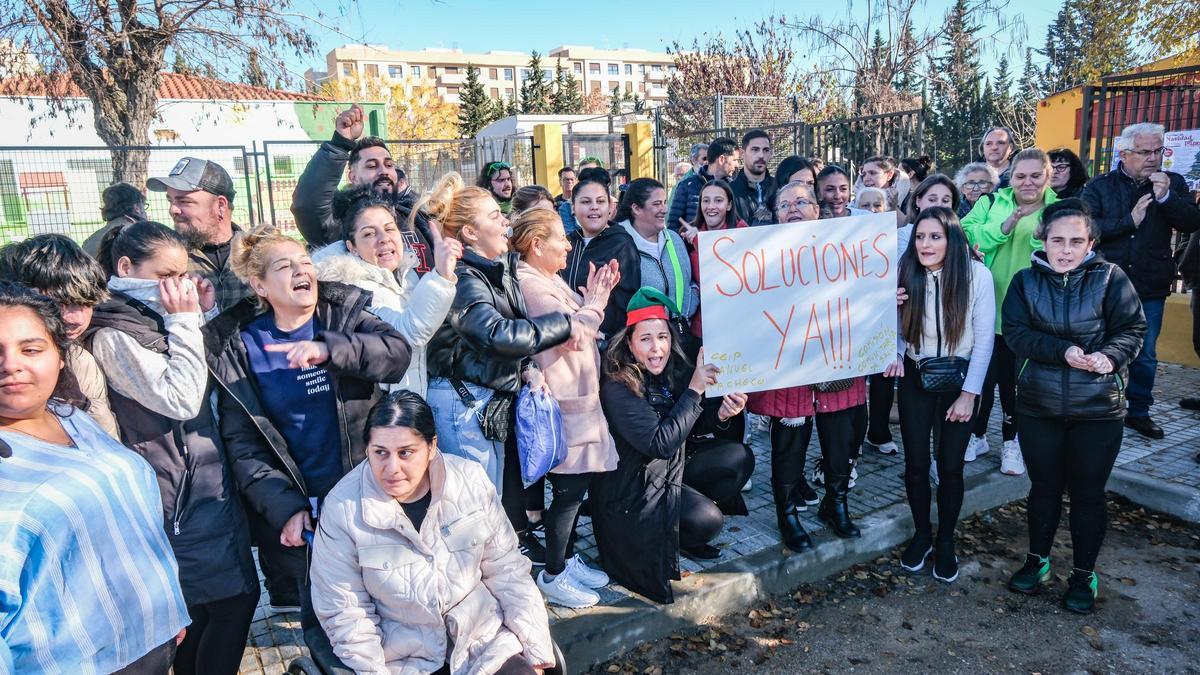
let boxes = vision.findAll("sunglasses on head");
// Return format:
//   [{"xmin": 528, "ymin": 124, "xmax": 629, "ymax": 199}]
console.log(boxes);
[{"xmin": 486, "ymin": 161, "xmax": 511, "ymax": 176}]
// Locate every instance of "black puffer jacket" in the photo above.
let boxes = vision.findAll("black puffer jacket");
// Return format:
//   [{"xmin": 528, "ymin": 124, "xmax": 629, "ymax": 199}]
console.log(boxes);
[
  {"xmin": 666, "ymin": 165, "xmax": 714, "ymax": 230},
  {"xmin": 83, "ymin": 294, "xmax": 257, "ymax": 606},
  {"xmin": 291, "ymin": 131, "xmax": 435, "ymax": 274},
  {"xmin": 1002, "ymin": 252, "xmax": 1147, "ymax": 420},
  {"xmin": 204, "ymin": 281, "xmax": 413, "ymax": 530},
  {"xmin": 561, "ymin": 224, "xmax": 641, "ymax": 338},
  {"xmin": 1080, "ymin": 165, "xmax": 1200, "ymax": 299},
  {"xmin": 427, "ymin": 249, "xmax": 572, "ymax": 394}
]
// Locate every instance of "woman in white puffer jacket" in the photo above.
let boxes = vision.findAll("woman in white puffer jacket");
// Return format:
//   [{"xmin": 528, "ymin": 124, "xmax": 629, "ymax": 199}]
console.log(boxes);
[
  {"xmin": 311, "ymin": 391, "xmax": 557, "ymax": 675},
  {"xmin": 312, "ymin": 191, "xmax": 460, "ymax": 396}
]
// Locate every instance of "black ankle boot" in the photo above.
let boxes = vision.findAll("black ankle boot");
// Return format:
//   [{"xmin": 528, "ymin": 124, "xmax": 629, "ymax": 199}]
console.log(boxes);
[
  {"xmin": 774, "ymin": 484, "xmax": 813, "ymax": 551},
  {"xmin": 818, "ymin": 476, "xmax": 861, "ymax": 538}
]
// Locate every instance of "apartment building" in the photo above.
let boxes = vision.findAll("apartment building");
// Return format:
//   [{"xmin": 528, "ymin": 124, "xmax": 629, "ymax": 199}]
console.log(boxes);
[{"xmin": 306, "ymin": 44, "xmax": 676, "ymax": 106}]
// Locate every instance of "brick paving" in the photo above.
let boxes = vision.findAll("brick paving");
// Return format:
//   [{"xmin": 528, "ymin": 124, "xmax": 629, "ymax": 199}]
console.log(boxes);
[{"xmin": 238, "ymin": 363, "xmax": 1200, "ymax": 674}]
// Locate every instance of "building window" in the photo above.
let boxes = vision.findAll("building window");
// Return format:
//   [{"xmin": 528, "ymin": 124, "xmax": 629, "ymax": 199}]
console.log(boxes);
[
  {"xmin": 388, "ymin": 65, "xmax": 403, "ymax": 78},
  {"xmin": 445, "ymin": 66, "xmax": 459, "ymax": 74},
  {"xmin": 638, "ymin": 64, "xmax": 646, "ymax": 75},
  {"xmin": 447, "ymin": 86, "xmax": 460, "ymax": 94},
  {"xmin": 504, "ymin": 68, "xmax": 514, "ymax": 80},
  {"xmin": 490, "ymin": 87, "xmax": 500, "ymax": 99},
  {"xmin": 489, "ymin": 67, "xmax": 498, "ymax": 79},
  {"xmin": 668, "ymin": 65, "xmax": 677, "ymax": 74},
  {"xmin": 608, "ymin": 63, "xmax": 618, "ymax": 75},
  {"xmin": 652, "ymin": 64, "xmax": 662, "ymax": 72},
  {"xmin": 340, "ymin": 62, "xmax": 354, "ymax": 76},
  {"xmin": 589, "ymin": 63, "xmax": 600, "ymax": 74},
  {"xmin": 625, "ymin": 81, "xmax": 633, "ymax": 93},
  {"xmin": 505, "ymin": 87, "xmax": 514, "ymax": 99},
  {"xmin": 574, "ymin": 62, "xmax": 582, "ymax": 74},
  {"xmin": 638, "ymin": 82, "xmax": 645, "ymax": 93},
  {"xmin": 590, "ymin": 80, "xmax": 601, "ymax": 92},
  {"xmin": 624, "ymin": 64, "xmax": 632, "ymax": 75},
  {"xmin": 364, "ymin": 63, "xmax": 379, "ymax": 77},
  {"xmin": 542, "ymin": 68, "xmax": 553, "ymax": 82},
  {"xmin": 411, "ymin": 65, "xmax": 421, "ymax": 77}
]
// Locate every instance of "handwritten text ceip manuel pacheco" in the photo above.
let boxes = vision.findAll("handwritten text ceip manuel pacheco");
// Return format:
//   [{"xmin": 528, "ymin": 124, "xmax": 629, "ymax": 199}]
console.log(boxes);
[{"xmin": 697, "ymin": 213, "xmax": 899, "ymax": 396}]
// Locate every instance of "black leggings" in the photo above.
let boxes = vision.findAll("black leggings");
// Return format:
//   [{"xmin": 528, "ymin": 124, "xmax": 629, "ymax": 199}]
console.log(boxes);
[
  {"xmin": 679, "ymin": 438, "xmax": 755, "ymax": 549},
  {"xmin": 974, "ymin": 335, "xmax": 1017, "ymax": 441},
  {"xmin": 815, "ymin": 405, "xmax": 867, "ymax": 487},
  {"xmin": 898, "ymin": 363, "xmax": 976, "ymax": 542},
  {"xmin": 112, "ymin": 639, "xmax": 177, "ymax": 674},
  {"xmin": 544, "ymin": 472, "xmax": 593, "ymax": 575},
  {"xmin": 867, "ymin": 375, "xmax": 896, "ymax": 445},
  {"xmin": 174, "ymin": 590, "xmax": 260, "ymax": 675},
  {"xmin": 501, "ymin": 433, "xmax": 529, "ymax": 532},
  {"xmin": 1018, "ymin": 416, "xmax": 1123, "ymax": 571}
]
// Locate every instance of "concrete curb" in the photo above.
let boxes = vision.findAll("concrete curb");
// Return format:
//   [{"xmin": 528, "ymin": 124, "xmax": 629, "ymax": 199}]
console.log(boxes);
[
  {"xmin": 552, "ymin": 469, "xmax": 1032, "ymax": 671},
  {"xmin": 1107, "ymin": 466, "xmax": 1200, "ymax": 524}
]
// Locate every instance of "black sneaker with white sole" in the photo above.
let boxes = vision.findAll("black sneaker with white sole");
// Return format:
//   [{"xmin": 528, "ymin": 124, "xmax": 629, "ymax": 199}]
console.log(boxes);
[
  {"xmin": 900, "ymin": 534, "xmax": 933, "ymax": 572},
  {"xmin": 518, "ymin": 529, "xmax": 546, "ymax": 566},
  {"xmin": 932, "ymin": 540, "xmax": 959, "ymax": 583}
]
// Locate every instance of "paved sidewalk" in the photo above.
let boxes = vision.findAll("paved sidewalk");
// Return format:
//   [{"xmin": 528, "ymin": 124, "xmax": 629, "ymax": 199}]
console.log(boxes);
[{"xmin": 238, "ymin": 363, "xmax": 1200, "ymax": 674}]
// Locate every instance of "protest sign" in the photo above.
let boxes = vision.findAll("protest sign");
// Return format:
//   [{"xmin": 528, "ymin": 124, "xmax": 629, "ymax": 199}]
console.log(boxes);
[
  {"xmin": 1162, "ymin": 128, "xmax": 1200, "ymax": 191},
  {"xmin": 697, "ymin": 212, "xmax": 898, "ymax": 396}
]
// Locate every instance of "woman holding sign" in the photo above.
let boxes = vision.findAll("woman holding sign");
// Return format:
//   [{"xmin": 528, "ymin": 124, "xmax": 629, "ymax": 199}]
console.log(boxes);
[
  {"xmin": 1002, "ymin": 200, "xmax": 1145, "ymax": 614},
  {"xmin": 746, "ymin": 181, "xmax": 867, "ymax": 550},
  {"xmin": 884, "ymin": 206, "xmax": 995, "ymax": 583},
  {"xmin": 594, "ymin": 288, "xmax": 754, "ymax": 604}
]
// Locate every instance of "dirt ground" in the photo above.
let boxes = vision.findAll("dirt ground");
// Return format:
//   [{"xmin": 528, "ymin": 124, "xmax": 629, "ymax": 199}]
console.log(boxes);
[{"xmin": 589, "ymin": 496, "xmax": 1200, "ymax": 675}]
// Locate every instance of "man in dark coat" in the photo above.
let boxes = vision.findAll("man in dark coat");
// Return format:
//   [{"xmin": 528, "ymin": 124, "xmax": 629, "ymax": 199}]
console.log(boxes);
[
  {"xmin": 1081, "ymin": 122, "xmax": 1200, "ymax": 439},
  {"xmin": 291, "ymin": 103, "xmax": 434, "ymax": 274},
  {"xmin": 729, "ymin": 129, "xmax": 776, "ymax": 225}
]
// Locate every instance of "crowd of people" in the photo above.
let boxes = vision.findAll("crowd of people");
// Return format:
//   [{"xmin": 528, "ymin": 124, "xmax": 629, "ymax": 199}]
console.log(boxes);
[{"xmin": 1, "ymin": 103, "xmax": 1197, "ymax": 674}]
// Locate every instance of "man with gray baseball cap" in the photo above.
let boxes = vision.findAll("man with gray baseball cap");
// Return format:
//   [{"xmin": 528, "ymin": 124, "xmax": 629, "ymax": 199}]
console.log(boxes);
[{"xmin": 148, "ymin": 157, "xmax": 249, "ymax": 313}]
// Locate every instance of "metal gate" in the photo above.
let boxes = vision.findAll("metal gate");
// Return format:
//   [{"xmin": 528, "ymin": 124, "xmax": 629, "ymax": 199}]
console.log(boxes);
[
  {"xmin": 1079, "ymin": 65, "xmax": 1200, "ymax": 175},
  {"xmin": 652, "ymin": 96, "xmax": 925, "ymax": 185}
]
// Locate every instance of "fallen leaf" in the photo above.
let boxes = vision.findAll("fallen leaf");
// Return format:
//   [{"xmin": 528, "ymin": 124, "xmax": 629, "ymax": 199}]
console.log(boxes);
[{"xmin": 1081, "ymin": 626, "xmax": 1098, "ymax": 637}]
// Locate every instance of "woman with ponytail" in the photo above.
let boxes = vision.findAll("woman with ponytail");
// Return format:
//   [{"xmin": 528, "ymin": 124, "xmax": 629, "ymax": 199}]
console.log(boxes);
[{"xmin": 204, "ymin": 225, "xmax": 412, "ymax": 668}]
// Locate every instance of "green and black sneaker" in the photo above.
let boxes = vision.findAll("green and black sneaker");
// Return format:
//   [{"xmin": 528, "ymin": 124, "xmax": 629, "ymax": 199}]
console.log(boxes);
[
  {"xmin": 1063, "ymin": 568, "xmax": 1099, "ymax": 614},
  {"xmin": 1008, "ymin": 553, "xmax": 1052, "ymax": 594}
]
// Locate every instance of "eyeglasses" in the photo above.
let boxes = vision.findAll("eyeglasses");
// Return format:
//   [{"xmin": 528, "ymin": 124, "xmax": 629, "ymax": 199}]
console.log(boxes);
[
  {"xmin": 778, "ymin": 199, "xmax": 814, "ymax": 211},
  {"xmin": 962, "ymin": 180, "xmax": 994, "ymax": 189},
  {"xmin": 1124, "ymin": 146, "xmax": 1165, "ymax": 158},
  {"xmin": 1051, "ymin": 163, "xmax": 1071, "ymax": 173}
]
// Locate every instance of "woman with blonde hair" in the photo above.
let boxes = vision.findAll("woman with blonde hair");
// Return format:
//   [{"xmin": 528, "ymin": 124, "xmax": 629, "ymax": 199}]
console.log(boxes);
[
  {"xmin": 510, "ymin": 207, "xmax": 620, "ymax": 607},
  {"xmin": 423, "ymin": 172, "xmax": 599, "ymax": 565},
  {"xmin": 205, "ymin": 225, "xmax": 412, "ymax": 668}
]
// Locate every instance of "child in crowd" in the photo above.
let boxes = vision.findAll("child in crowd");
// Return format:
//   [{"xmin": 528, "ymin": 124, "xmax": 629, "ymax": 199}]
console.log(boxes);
[{"xmin": 0, "ymin": 234, "xmax": 118, "ymax": 437}]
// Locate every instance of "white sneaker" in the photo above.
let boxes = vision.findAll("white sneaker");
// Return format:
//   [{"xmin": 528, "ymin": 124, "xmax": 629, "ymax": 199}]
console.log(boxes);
[
  {"xmin": 741, "ymin": 477, "xmax": 753, "ymax": 493},
  {"xmin": 968, "ymin": 434, "xmax": 990, "ymax": 459},
  {"xmin": 563, "ymin": 554, "xmax": 609, "ymax": 589},
  {"xmin": 1000, "ymin": 439, "xmax": 1026, "ymax": 476},
  {"xmin": 964, "ymin": 439, "xmax": 977, "ymax": 462},
  {"xmin": 867, "ymin": 440, "xmax": 899, "ymax": 455},
  {"xmin": 537, "ymin": 569, "xmax": 599, "ymax": 608}
]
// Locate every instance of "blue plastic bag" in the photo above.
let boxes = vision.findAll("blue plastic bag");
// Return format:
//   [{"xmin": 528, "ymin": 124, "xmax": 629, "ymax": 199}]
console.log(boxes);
[{"xmin": 515, "ymin": 386, "xmax": 568, "ymax": 485}]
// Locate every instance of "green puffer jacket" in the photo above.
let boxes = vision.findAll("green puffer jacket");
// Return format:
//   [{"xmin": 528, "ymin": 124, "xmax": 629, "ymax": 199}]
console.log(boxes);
[{"xmin": 962, "ymin": 187, "xmax": 1057, "ymax": 334}]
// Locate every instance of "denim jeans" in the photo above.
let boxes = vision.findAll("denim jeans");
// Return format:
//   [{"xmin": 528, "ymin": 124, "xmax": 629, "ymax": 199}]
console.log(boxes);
[
  {"xmin": 426, "ymin": 377, "xmax": 505, "ymax": 492},
  {"xmin": 1127, "ymin": 297, "xmax": 1164, "ymax": 418}
]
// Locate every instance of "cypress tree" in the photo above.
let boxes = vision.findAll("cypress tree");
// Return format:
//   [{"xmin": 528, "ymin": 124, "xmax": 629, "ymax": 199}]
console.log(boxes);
[
  {"xmin": 549, "ymin": 59, "xmax": 584, "ymax": 114},
  {"xmin": 928, "ymin": 0, "xmax": 986, "ymax": 169},
  {"xmin": 519, "ymin": 51, "xmax": 552, "ymax": 114},
  {"xmin": 458, "ymin": 63, "xmax": 494, "ymax": 138}
]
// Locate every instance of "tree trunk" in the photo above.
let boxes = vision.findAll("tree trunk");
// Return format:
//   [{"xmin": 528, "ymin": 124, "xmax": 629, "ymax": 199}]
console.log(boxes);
[{"xmin": 80, "ymin": 55, "xmax": 163, "ymax": 187}]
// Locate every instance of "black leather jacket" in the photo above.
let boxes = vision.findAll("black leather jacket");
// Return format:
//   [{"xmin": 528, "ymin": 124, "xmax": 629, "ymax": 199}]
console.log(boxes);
[
  {"xmin": 427, "ymin": 249, "xmax": 572, "ymax": 394},
  {"xmin": 1002, "ymin": 252, "xmax": 1147, "ymax": 420},
  {"xmin": 1080, "ymin": 164, "xmax": 1200, "ymax": 299}
]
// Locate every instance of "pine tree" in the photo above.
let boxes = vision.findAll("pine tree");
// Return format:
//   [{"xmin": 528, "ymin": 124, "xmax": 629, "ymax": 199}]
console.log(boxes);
[
  {"xmin": 519, "ymin": 51, "xmax": 552, "ymax": 114},
  {"xmin": 1009, "ymin": 48, "xmax": 1043, "ymax": 147},
  {"xmin": 990, "ymin": 56, "xmax": 1015, "ymax": 125},
  {"xmin": 1040, "ymin": 0, "xmax": 1137, "ymax": 93},
  {"xmin": 549, "ymin": 59, "xmax": 584, "ymax": 114},
  {"xmin": 458, "ymin": 63, "xmax": 494, "ymax": 138},
  {"xmin": 928, "ymin": 0, "xmax": 986, "ymax": 170},
  {"xmin": 172, "ymin": 52, "xmax": 193, "ymax": 76},
  {"xmin": 243, "ymin": 52, "xmax": 268, "ymax": 88},
  {"xmin": 608, "ymin": 86, "xmax": 625, "ymax": 115}
]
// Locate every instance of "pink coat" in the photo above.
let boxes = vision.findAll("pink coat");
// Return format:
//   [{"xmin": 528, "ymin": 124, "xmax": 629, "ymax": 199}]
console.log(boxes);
[
  {"xmin": 746, "ymin": 377, "xmax": 867, "ymax": 419},
  {"xmin": 516, "ymin": 262, "xmax": 619, "ymax": 474}
]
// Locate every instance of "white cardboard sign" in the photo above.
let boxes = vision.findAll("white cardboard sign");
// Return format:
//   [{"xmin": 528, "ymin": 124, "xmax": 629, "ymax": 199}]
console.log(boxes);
[{"xmin": 697, "ymin": 212, "xmax": 899, "ymax": 396}]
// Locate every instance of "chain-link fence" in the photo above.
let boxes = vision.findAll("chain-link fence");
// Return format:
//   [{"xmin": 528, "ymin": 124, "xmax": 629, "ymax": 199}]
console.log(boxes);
[{"xmin": 0, "ymin": 146, "xmax": 255, "ymax": 245}]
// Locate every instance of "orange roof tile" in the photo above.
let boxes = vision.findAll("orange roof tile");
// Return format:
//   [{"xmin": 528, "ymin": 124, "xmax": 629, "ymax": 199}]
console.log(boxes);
[{"xmin": 0, "ymin": 71, "xmax": 329, "ymax": 102}]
